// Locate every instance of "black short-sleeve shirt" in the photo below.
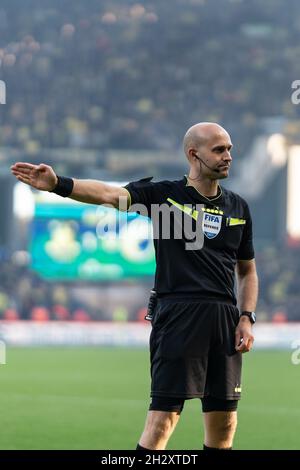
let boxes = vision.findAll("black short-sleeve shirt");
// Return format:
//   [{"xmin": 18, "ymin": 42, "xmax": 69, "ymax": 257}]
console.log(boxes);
[{"xmin": 124, "ymin": 176, "xmax": 254, "ymax": 304}]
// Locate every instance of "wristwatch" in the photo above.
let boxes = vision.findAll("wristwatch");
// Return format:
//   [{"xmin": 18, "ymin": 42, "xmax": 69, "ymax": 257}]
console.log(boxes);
[{"xmin": 240, "ymin": 311, "xmax": 256, "ymax": 324}]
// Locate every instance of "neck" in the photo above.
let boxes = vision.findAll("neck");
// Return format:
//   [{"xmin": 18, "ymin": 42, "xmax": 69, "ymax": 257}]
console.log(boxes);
[{"xmin": 187, "ymin": 173, "xmax": 219, "ymax": 197}]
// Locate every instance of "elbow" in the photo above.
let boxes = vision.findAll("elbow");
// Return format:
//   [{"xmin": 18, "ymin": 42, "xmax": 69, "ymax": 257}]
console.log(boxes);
[
  {"xmin": 238, "ymin": 270, "xmax": 258, "ymax": 286},
  {"xmin": 99, "ymin": 189, "xmax": 112, "ymax": 205},
  {"xmin": 236, "ymin": 259, "xmax": 257, "ymax": 278},
  {"xmin": 97, "ymin": 188, "xmax": 119, "ymax": 208}
]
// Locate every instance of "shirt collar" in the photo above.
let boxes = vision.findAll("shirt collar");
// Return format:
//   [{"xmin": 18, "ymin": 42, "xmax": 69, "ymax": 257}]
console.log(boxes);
[{"xmin": 183, "ymin": 175, "xmax": 224, "ymax": 204}]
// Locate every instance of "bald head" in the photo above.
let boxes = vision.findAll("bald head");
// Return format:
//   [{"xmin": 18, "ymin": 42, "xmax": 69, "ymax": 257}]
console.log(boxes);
[{"xmin": 183, "ymin": 122, "xmax": 230, "ymax": 158}]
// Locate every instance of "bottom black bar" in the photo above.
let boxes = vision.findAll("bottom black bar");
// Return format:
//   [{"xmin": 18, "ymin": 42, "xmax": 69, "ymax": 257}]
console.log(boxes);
[{"xmin": 0, "ymin": 450, "xmax": 299, "ymax": 465}]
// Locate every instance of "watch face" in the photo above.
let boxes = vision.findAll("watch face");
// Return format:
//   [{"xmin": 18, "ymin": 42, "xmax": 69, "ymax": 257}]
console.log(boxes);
[{"xmin": 251, "ymin": 312, "xmax": 256, "ymax": 323}]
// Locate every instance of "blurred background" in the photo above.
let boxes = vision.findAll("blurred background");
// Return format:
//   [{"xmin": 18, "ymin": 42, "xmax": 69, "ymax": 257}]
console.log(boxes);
[{"xmin": 0, "ymin": 0, "xmax": 300, "ymax": 450}]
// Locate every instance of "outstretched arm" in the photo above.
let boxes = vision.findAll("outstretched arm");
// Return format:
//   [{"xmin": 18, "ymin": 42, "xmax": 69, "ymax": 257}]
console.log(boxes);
[{"xmin": 11, "ymin": 162, "xmax": 129, "ymax": 209}]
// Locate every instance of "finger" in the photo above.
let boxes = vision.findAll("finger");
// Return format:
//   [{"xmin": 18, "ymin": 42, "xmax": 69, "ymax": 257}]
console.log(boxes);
[
  {"xmin": 11, "ymin": 168, "xmax": 32, "ymax": 176},
  {"xmin": 11, "ymin": 170, "xmax": 23, "ymax": 177},
  {"xmin": 235, "ymin": 332, "xmax": 242, "ymax": 350},
  {"xmin": 238, "ymin": 337, "xmax": 254, "ymax": 353},
  {"xmin": 11, "ymin": 172, "xmax": 31, "ymax": 181},
  {"xmin": 246, "ymin": 337, "xmax": 254, "ymax": 352},
  {"xmin": 236, "ymin": 339, "xmax": 245, "ymax": 352},
  {"xmin": 11, "ymin": 162, "xmax": 36, "ymax": 171},
  {"xmin": 16, "ymin": 175, "xmax": 32, "ymax": 185},
  {"xmin": 241, "ymin": 344, "xmax": 250, "ymax": 353},
  {"xmin": 37, "ymin": 163, "xmax": 49, "ymax": 170},
  {"xmin": 236, "ymin": 341, "xmax": 248, "ymax": 353}
]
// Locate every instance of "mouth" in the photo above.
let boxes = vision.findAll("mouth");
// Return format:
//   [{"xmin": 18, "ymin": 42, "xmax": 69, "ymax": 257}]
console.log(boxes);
[{"xmin": 218, "ymin": 165, "xmax": 230, "ymax": 170}]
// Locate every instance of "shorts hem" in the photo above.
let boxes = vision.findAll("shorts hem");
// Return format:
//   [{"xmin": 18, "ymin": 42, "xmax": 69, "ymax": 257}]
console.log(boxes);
[
  {"xmin": 151, "ymin": 391, "xmax": 204, "ymax": 399},
  {"xmin": 151, "ymin": 392, "xmax": 241, "ymax": 400}
]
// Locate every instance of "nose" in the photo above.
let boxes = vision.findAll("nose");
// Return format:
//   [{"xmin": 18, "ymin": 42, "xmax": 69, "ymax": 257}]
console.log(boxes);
[{"xmin": 224, "ymin": 149, "xmax": 232, "ymax": 161}]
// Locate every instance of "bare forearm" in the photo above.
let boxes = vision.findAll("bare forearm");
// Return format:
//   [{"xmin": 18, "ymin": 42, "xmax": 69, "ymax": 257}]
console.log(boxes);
[
  {"xmin": 237, "ymin": 271, "xmax": 259, "ymax": 311},
  {"xmin": 70, "ymin": 179, "xmax": 113, "ymax": 205},
  {"xmin": 70, "ymin": 179, "xmax": 129, "ymax": 210}
]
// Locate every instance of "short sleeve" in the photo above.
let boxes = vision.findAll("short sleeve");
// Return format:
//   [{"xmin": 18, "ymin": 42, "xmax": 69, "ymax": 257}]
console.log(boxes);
[
  {"xmin": 236, "ymin": 202, "xmax": 255, "ymax": 260},
  {"xmin": 124, "ymin": 177, "xmax": 163, "ymax": 217}
]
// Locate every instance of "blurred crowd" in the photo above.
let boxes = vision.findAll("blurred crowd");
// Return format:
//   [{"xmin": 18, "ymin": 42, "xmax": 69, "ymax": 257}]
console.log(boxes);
[
  {"xmin": 256, "ymin": 245, "xmax": 300, "ymax": 322},
  {"xmin": 0, "ymin": 0, "xmax": 299, "ymax": 323},
  {"xmin": 0, "ymin": 0, "xmax": 300, "ymax": 157},
  {"xmin": 0, "ymin": 245, "xmax": 299, "ymax": 322}
]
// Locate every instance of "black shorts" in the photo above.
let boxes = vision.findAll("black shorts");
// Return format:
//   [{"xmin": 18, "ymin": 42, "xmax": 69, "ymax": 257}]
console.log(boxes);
[
  {"xmin": 149, "ymin": 395, "xmax": 238, "ymax": 413},
  {"xmin": 149, "ymin": 298, "xmax": 242, "ymax": 401}
]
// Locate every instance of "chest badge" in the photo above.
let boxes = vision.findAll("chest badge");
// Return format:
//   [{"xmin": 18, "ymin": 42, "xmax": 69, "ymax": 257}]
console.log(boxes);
[{"xmin": 202, "ymin": 212, "xmax": 222, "ymax": 239}]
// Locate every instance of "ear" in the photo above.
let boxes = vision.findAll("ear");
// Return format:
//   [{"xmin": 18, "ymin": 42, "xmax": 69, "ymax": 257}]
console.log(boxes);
[{"xmin": 188, "ymin": 148, "xmax": 197, "ymax": 159}]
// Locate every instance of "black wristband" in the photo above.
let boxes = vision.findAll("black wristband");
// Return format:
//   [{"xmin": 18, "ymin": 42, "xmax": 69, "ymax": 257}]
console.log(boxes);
[{"xmin": 50, "ymin": 175, "xmax": 74, "ymax": 197}]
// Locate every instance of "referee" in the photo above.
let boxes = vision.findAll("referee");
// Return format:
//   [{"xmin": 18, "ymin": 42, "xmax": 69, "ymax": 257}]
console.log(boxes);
[{"xmin": 11, "ymin": 122, "xmax": 258, "ymax": 451}]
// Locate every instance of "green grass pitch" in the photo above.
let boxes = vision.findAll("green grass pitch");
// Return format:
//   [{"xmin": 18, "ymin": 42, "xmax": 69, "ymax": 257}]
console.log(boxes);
[{"xmin": 0, "ymin": 348, "xmax": 299, "ymax": 450}]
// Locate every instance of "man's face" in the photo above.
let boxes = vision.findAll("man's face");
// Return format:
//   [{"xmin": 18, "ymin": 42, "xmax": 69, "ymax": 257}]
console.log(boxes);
[{"xmin": 197, "ymin": 133, "xmax": 233, "ymax": 180}]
